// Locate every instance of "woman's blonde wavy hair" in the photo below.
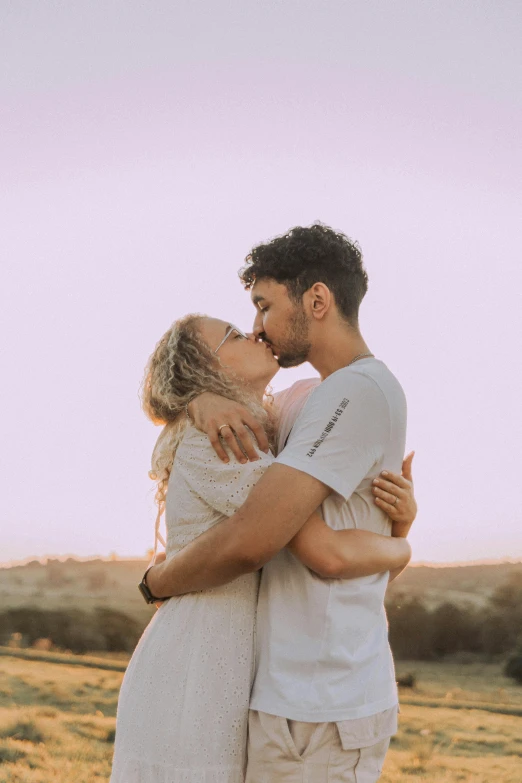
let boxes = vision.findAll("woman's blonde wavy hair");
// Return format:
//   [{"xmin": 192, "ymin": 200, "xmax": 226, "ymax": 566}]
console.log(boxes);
[{"xmin": 141, "ymin": 314, "xmax": 273, "ymax": 556}]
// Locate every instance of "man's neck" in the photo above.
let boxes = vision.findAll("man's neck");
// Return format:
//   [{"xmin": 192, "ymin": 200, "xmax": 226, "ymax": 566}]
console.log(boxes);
[{"xmin": 307, "ymin": 325, "xmax": 371, "ymax": 380}]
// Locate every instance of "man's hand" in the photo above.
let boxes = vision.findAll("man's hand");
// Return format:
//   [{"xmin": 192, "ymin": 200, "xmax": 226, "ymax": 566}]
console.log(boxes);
[
  {"xmin": 188, "ymin": 392, "xmax": 270, "ymax": 463},
  {"xmin": 147, "ymin": 552, "xmax": 166, "ymax": 607},
  {"xmin": 371, "ymin": 451, "xmax": 416, "ymax": 538},
  {"xmin": 146, "ymin": 557, "xmax": 170, "ymax": 604}
]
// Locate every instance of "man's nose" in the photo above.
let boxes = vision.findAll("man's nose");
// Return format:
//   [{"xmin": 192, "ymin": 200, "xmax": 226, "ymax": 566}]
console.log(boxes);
[{"xmin": 252, "ymin": 312, "xmax": 263, "ymax": 338}]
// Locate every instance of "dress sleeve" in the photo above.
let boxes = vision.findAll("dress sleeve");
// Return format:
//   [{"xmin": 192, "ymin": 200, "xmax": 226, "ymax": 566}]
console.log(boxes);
[{"xmin": 174, "ymin": 425, "xmax": 275, "ymax": 517}]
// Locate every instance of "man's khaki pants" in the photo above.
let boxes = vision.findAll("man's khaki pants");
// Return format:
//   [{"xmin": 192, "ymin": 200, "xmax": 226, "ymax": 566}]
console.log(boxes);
[{"xmin": 245, "ymin": 710, "xmax": 390, "ymax": 783}]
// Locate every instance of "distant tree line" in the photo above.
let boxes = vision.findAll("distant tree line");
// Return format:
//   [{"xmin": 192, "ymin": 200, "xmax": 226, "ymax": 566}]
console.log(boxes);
[
  {"xmin": 386, "ymin": 573, "xmax": 522, "ymax": 661},
  {"xmin": 1, "ymin": 574, "xmax": 521, "ymax": 670},
  {"xmin": 0, "ymin": 607, "xmax": 142, "ymax": 653}
]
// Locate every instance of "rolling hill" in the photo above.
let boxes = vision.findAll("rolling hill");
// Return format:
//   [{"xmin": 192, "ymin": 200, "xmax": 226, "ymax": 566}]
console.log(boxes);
[{"xmin": 1, "ymin": 558, "xmax": 521, "ymax": 622}]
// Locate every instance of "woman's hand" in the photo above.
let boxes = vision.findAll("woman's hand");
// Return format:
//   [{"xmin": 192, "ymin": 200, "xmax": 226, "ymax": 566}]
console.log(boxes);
[
  {"xmin": 371, "ymin": 451, "xmax": 417, "ymax": 538},
  {"xmin": 187, "ymin": 392, "xmax": 270, "ymax": 463}
]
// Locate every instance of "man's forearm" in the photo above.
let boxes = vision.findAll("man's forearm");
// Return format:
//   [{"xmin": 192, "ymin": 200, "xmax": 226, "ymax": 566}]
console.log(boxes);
[
  {"xmin": 146, "ymin": 516, "xmax": 262, "ymax": 598},
  {"xmin": 146, "ymin": 463, "xmax": 331, "ymax": 599}
]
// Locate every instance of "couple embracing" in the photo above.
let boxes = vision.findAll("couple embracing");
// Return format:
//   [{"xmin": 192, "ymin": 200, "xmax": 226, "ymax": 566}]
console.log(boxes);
[{"xmin": 110, "ymin": 224, "xmax": 417, "ymax": 783}]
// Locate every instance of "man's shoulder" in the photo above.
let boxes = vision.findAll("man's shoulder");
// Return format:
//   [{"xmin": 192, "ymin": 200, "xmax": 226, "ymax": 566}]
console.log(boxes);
[
  {"xmin": 357, "ymin": 361, "xmax": 406, "ymax": 405},
  {"xmin": 310, "ymin": 362, "xmax": 382, "ymax": 399},
  {"xmin": 324, "ymin": 360, "xmax": 404, "ymax": 400},
  {"xmin": 296, "ymin": 361, "xmax": 405, "ymax": 428}
]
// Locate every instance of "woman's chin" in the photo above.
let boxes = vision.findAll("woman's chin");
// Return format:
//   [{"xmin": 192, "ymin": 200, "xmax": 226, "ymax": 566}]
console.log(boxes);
[
  {"xmin": 267, "ymin": 366, "xmax": 279, "ymax": 384},
  {"xmin": 254, "ymin": 367, "xmax": 279, "ymax": 392},
  {"xmin": 238, "ymin": 368, "xmax": 278, "ymax": 393}
]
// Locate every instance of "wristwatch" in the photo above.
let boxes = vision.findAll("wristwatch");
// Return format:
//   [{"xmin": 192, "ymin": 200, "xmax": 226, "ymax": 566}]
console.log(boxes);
[{"xmin": 138, "ymin": 566, "xmax": 164, "ymax": 605}]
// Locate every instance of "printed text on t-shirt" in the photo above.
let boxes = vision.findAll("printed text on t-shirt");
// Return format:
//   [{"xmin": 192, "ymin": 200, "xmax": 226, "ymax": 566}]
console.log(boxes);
[{"xmin": 306, "ymin": 398, "xmax": 350, "ymax": 457}]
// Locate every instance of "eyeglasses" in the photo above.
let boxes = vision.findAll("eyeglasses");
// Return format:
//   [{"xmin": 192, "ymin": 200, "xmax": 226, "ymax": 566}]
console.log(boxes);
[{"xmin": 213, "ymin": 325, "xmax": 249, "ymax": 354}]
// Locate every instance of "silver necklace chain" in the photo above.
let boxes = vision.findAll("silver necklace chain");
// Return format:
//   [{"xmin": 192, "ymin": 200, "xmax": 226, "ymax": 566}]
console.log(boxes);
[{"xmin": 348, "ymin": 352, "xmax": 374, "ymax": 366}]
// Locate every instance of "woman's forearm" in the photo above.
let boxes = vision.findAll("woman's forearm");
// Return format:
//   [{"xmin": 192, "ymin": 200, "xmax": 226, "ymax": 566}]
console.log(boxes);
[
  {"xmin": 388, "ymin": 560, "xmax": 410, "ymax": 582},
  {"xmin": 288, "ymin": 515, "xmax": 411, "ymax": 579},
  {"xmin": 323, "ymin": 530, "xmax": 411, "ymax": 579}
]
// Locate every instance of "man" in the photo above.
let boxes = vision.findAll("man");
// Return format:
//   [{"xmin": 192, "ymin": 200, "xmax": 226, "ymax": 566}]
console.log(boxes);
[{"xmin": 147, "ymin": 224, "xmax": 415, "ymax": 781}]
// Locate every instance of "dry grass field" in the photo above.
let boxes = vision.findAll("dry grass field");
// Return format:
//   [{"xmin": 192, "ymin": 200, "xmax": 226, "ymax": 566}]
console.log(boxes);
[
  {"xmin": 0, "ymin": 651, "xmax": 520, "ymax": 782},
  {"xmin": 0, "ymin": 652, "xmax": 120, "ymax": 782}
]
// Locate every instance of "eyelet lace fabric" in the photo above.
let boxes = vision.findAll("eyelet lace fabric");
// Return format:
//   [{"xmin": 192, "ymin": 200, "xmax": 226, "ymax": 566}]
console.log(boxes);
[{"xmin": 110, "ymin": 426, "xmax": 274, "ymax": 783}]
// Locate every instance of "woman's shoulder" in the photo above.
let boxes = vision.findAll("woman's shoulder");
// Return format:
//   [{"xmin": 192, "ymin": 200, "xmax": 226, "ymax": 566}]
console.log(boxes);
[
  {"xmin": 175, "ymin": 423, "xmax": 273, "ymax": 472},
  {"xmin": 175, "ymin": 423, "xmax": 215, "ymax": 460}
]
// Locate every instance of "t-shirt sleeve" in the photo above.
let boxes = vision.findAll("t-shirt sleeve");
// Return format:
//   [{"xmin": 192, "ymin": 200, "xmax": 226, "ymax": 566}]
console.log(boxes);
[
  {"xmin": 175, "ymin": 426, "xmax": 275, "ymax": 517},
  {"xmin": 275, "ymin": 370, "xmax": 389, "ymax": 500}
]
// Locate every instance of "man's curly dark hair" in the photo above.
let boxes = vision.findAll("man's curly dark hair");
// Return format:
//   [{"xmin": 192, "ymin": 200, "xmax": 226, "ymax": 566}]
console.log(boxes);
[{"xmin": 239, "ymin": 223, "xmax": 368, "ymax": 326}]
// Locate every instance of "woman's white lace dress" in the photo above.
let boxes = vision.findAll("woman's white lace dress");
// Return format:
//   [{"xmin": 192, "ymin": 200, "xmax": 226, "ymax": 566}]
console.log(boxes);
[{"xmin": 110, "ymin": 425, "xmax": 273, "ymax": 783}]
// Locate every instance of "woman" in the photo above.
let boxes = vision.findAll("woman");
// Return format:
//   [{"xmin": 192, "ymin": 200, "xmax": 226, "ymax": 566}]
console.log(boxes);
[{"xmin": 110, "ymin": 314, "xmax": 414, "ymax": 783}]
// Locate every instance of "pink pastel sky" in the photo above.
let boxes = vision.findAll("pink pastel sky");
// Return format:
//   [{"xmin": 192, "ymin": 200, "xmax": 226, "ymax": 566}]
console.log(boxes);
[{"xmin": 1, "ymin": 1, "xmax": 521, "ymax": 564}]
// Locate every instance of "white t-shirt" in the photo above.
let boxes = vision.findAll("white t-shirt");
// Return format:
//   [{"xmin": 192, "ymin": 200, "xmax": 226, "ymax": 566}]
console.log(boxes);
[
  {"xmin": 250, "ymin": 358, "xmax": 407, "ymax": 722},
  {"xmin": 272, "ymin": 377, "xmax": 320, "ymax": 455}
]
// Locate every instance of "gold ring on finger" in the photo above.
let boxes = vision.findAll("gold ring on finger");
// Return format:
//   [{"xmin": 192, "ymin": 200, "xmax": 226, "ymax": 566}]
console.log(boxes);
[{"xmin": 218, "ymin": 424, "xmax": 232, "ymax": 434}]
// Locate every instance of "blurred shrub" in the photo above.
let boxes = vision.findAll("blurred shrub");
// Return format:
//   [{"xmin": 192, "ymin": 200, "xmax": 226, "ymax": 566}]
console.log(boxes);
[
  {"xmin": 32, "ymin": 637, "xmax": 53, "ymax": 651},
  {"xmin": 0, "ymin": 607, "xmax": 142, "ymax": 653},
  {"xmin": 504, "ymin": 652, "xmax": 522, "ymax": 684},
  {"xmin": 387, "ymin": 598, "xmax": 433, "ymax": 659},
  {"xmin": 479, "ymin": 611, "xmax": 514, "ymax": 656},
  {"xmin": 7, "ymin": 632, "xmax": 23, "ymax": 648},
  {"xmin": 430, "ymin": 602, "xmax": 482, "ymax": 657},
  {"xmin": 386, "ymin": 572, "xmax": 522, "ymax": 661},
  {"xmin": 105, "ymin": 727, "xmax": 116, "ymax": 743},
  {"xmin": 397, "ymin": 672, "xmax": 416, "ymax": 688},
  {"xmin": 0, "ymin": 744, "xmax": 27, "ymax": 763},
  {"xmin": 45, "ymin": 560, "xmax": 71, "ymax": 587},
  {"xmin": 86, "ymin": 568, "xmax": 108, "ymax": 591},
  {"xmin": 93, "ymin": 607, "xmax": 141, "ymax": 652},
  {"xmin": 0, "ymin": 719, "xmax": 45, "ymax": 743}
]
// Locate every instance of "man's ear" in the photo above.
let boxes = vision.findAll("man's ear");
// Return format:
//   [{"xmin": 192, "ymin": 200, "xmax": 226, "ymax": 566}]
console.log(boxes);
[{"xmin": 305, "ymin": 283, "xmax": 331, "ymax": 320}]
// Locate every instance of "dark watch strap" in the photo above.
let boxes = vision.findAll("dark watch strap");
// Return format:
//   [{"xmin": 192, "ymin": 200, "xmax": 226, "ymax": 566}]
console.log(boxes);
[{"xmin": 138, "ymin": 566, "xmax": 164, "ymax": 605}]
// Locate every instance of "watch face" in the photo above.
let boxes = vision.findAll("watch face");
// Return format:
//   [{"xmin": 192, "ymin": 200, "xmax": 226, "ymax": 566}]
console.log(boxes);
[{"xmin": 138, "ymin": 580, "xmax": 154, "ymax": 604}]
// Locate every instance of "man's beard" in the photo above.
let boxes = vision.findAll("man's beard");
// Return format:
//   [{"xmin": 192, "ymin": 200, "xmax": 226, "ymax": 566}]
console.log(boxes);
[{"xmin": 275, "ymin": 306, "xmax": 312, "ymax": 368}]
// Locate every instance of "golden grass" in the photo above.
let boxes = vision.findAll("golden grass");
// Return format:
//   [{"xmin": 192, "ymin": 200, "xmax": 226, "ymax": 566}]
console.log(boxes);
[
  {"xmin": 395, "ymin": 661, "xmax": 522, "ymax": 706},
  {"xmin": 0, "ymin": 655, "xmax": 123, "ymax": 717},
  {"xmin": 0, "ymin": 655, "xmax": 521, "ymax": 782},
  {"xmin": 0, "ymin": 647, "xmax": 127, "ymax": 673},
  {"xmin": 0, "ymin": 706, "xmax": 115, "ymax": 782},
  {"xmin": 0, "ymin": 656, "xmax": 122, "ymax": 782},
  {"xmin": 382, "ymin": 704, "xmax": 522, "ymax": 782}
]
